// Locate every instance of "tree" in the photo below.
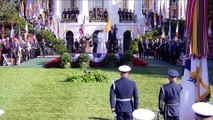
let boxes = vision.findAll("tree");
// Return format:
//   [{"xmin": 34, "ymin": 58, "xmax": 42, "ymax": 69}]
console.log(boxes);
[{"xmin": 0, "ymin": 0, "xmax": 33, "ymax": 38}]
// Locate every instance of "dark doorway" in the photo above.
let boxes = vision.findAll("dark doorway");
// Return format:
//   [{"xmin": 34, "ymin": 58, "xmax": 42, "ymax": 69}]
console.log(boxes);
[
  {"xmin": 123, "ymin": 31, "xmax": 131, "ymax": 53},
  {"xmin": 92, "ymin": 30, "xmax": 101, "ymax": 53},
  {"xmin": 66, "ymin": 31, "xmax": 74, "ymax": 53}
]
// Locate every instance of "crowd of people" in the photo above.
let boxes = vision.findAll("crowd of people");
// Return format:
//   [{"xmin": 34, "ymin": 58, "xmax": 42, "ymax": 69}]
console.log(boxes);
[
  {"xmin": 118, "ymin": 8, "xmax": 135, "ymax": 22},
  {"xmin": 89, "ymin": 8, "xmax": 108, "ymax": 21},
  {"xmin": 138, "ymin": 37, "xmax": 213, "ymax": 65},
  {"xmin": 62, "ymin": 8, "xmax": 80, "ymax": 20},
  {"xmin": 0, "ymin": 36, "xmax": 45, "ymax": 66},
  {"xmin": 138, "ymin": 38, "xmax": 186, "ymax": 66}
]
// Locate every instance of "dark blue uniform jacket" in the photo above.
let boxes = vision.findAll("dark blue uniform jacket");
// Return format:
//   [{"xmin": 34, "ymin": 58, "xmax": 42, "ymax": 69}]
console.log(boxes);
[
  {"xmin": 158, "ymin": 82, "xmax": 181, "ymax": 117},
  {"xmin": 110, "ymin": 77, "xmax": 138, "ymax": 112}
]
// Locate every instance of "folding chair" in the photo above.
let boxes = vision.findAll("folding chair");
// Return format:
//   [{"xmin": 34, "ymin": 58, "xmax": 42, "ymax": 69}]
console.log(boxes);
[{"xmin": 2, "ymin": 53, "xmax": 11, "ymax": 66}]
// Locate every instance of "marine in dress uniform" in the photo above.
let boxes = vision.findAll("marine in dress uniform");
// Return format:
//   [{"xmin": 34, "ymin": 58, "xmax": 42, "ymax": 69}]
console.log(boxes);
[
  {"xmin": 192, "ymin": 102, "xmax": 213, "ymax": 120},
  {"xmin": 110, "ymin": 65, "xmax": 138, "ymax": 120},
  {"xmin": 158, "ymin": 69, "xmax": 181, "ymax": 120}
]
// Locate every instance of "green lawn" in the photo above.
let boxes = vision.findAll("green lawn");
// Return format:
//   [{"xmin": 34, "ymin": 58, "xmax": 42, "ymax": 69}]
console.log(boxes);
[{"xmin": 0, "ymin": 67, "xmax": 212, "ymax": 120}]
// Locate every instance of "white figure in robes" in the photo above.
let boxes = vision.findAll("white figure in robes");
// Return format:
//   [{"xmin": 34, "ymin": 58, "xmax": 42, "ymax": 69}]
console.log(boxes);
[{"xmin": 97, "ymin": 30, "xmax": 107, "ymax": 53}]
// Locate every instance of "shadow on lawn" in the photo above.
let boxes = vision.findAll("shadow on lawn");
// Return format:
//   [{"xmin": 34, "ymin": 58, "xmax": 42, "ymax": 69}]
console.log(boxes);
[
  {"xmin": 88, "ymin": 117, "xmax": 110, "ymax": 120},
  {"xmin": 96, "ymin": 66, "xmax": 180, "ymax": 76}
]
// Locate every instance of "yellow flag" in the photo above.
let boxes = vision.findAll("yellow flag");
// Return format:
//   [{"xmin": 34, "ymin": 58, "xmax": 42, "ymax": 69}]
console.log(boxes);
[
  {"xmin": 46, "ymin": 0, "xmax": 49, "ymax": 9},
  {"xmin": 37, "ymin": 0, "xmax": 40, "ymax": 7},
  {"xmin": 192, "ymin": 0, "xmax": 198, "ymax": 56},
  {"xmin": 21, "ymin": 1, "xmax": 24, "ymax": 10},
  {"xmin": 29, "ymin": 2, "xmax": 33, "ymax": 13},
  {"xmin": 106, "ymin": 17, "xmax": 111, "ymax": 33},
  {"xmin": 131, "ymin": 22, "xmax": 134, "ymax": 38}
]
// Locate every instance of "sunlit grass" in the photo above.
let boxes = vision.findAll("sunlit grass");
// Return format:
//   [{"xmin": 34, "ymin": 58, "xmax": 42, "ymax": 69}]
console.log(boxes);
[{"xmin": 0, "ymin": 67, "xmax": 212, "ymax": 120}]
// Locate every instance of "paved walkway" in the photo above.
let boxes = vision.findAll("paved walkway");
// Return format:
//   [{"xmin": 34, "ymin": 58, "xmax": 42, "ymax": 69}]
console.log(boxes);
[
  {"xmin": 16, "ymin": 55, "xmax": 213, "ymax": 68},
  {"xmin": 17, "ymin": 55, "xmax": 59, "ymax": 68}
]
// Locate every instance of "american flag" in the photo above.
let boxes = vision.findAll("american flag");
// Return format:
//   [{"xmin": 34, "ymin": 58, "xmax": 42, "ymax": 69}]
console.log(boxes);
[
  {"xmin": 80, "ymin": 15, "xmax": 85, "ymax": 39},
  {"xmin": 10, "ymin": 21, "xmax": 14, "ymax": 39},
  {"xmin": 137, "ymin": 20, "xmax": 141, "ymax": 36}
]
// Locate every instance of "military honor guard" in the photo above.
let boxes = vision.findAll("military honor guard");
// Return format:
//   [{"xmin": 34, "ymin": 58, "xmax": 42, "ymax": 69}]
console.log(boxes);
[
  {"xmin": 110, "ymin": 65, "xmax": 138, "ymax": 120},
  {"xmin": 158, "ymin": 69, "xmax": 181, "ymax": 120}
]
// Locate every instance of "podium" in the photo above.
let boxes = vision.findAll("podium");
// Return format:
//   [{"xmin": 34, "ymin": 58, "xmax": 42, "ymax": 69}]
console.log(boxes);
[{"xmin": 85, "ymin": 35, "xmax": 92, "ymax": 53}]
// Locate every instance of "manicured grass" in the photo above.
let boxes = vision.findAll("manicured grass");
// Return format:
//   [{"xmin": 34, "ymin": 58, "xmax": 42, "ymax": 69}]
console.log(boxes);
[{"xmin": 0, "ymin": 67, "xmax": 212, "ymax": 120}]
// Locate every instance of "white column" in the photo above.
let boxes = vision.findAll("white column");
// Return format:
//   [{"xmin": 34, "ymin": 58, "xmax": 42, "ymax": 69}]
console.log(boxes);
[
  {"xmin": 165, "ymin": 0, "xmax": 170, "ymax": 18},
  {"xmin": 109, "ymin": 0, "xmax": 119, "ymax": 25},
  {"xmin": 134, "ymin": 0, "xmax": 143, "ymax": 35},
  {"xmin": 54, "ymin": 0, "xmax": 62, "ymax": 18},
  {"xmin": 127, "ymin": 0, "xmax": 134, "ymax": 11},
  {"xmin": 78, "ymin": 0, "xmax": 89, "ymax": 23}
]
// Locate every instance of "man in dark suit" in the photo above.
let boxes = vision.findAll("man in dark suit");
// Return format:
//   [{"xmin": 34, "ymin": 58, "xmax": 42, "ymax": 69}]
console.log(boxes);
[
  {"xmin": 62, "ymin": 9, "xmax": 67, "ymax": 19},
  {"xmin": 67, "ymin": 8, "xmax": 71, "ymax": 19},
  {"xmin": 108, "ymin": 26, "xmax": 117, "ymax": 53},
  {"xmin": 158, "ymin": 69, "xmax": 181, "ymax": 120},
  {"xmin": 138, "ymin": 38, "xmax": 145, "ymax": 59},
  {"xmin": 110, "ymin": 65, "xmax": 138, "ymax": 120},
  {"xmin": 118, "ymin": 8, "xmax": 122, "ymax": 22},
  {"xmin": 10, "ymin": 38, "xmax": 19, "ymax": 65}
]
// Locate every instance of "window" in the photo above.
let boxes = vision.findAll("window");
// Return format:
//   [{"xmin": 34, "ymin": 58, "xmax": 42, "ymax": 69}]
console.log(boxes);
[
  {"xmin": 71, "ymin": 0, "xmax": 77, "ymax": 8},
  {"xmin": 94, "ymin": 0, "xmax": 104, "ymax": 7},
  {"xmin": 122, "ymin": 0, "xmax": 127, "ymax": 8}
]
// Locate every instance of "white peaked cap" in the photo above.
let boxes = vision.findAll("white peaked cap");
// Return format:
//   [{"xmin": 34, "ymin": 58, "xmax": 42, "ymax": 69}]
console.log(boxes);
[
  {"xmin": 118, "ymin": 65, "xmax": 131, "ymax": 72},
  {"xmin": 192, "ymin": 102, "xmax": 213, "ymax": 117},
  {"xmin": 132, "ymin": 109, "xmax": 155, "ymax": 120}
]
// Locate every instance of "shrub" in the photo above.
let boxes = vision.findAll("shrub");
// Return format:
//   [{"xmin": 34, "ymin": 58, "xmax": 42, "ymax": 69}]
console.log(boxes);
[
  {"xmin": 78, "ymin": 53, "xmax": 90, "ymax": 69},
  {"xmin": 36, "ymin": 30, "xmax": 68, "ymax": 54},
  {"xmin": 60, "ymin": 52, "xmax": 72, "ymax": 68},
  {"xmin": 65, "ymin": 70, "xmax": 109, "ymax": 83},
  {"xmin": 129, "ymin": 37, "xmax": 141, "ymax": 54},
  {"xmin": 104, "ymin": 54, "xmax": 118, "ymax": 67},
  {"xmin": 121, "ymin": 52, "xmax": 133, "ymax": 65}
]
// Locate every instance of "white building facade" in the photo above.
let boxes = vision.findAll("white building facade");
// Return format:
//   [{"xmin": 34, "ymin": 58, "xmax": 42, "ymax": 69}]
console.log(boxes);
[
  {"xmin": 53, "ymin": 0, "xmax": 142, "ymax": 40},
  {"xmin": 27, "ymin": 0, "xmax": 187, "ymax": 53}
]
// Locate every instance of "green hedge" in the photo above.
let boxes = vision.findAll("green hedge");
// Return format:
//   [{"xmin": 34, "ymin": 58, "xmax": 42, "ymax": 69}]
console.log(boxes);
[
  {"xmin": 60, "ymin": 52, "xmax": 72, "ymax": 68},
  {"xmin": 65, "ymin": 70, "xmax": 109, "ymax": 83},
  {"xmin": 104, "ymin": 54, "xmax": 118, "ymax": 67},
  {"xmin": 78, "ymin": 53, "xmax": 90, "ymax": 69}
]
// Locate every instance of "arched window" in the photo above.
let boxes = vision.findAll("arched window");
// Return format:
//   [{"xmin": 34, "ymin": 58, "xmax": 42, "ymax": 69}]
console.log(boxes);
[{"xmin": 122, "ymin": 0, "xmax": 127, "ymax": 9}]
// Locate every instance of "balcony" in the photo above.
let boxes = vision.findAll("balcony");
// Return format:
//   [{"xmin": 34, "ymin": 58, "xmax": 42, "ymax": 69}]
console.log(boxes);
[
  {"xmin": 118, "ymin": 8, "xmax": 136, "ymax": 23},
  {"xmin": 89, "ymin": 8, "xmax": 108, "ymax": 22},
  {"xmin": 61, "ymin": 18, "xmax": 78, "ymax": 23},
  {"xmin": 119, "ymin": 15, "xmax": 137, "ymax": 23}
]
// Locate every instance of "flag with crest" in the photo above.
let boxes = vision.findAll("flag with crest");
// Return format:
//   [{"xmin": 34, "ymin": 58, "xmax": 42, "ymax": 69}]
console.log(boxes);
[{"xmin": 180, "ymin": 0, "xmax": 210, "ymax": 119}]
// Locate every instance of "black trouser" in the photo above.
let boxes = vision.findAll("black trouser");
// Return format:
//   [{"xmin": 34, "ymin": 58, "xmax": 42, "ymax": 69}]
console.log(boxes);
[
  {"xmin": 116, "ymin": 112, "xmax": 132, "ymax": 120},
  {"xmin": 109, "ymin": 41, "xmax": 116, "ymax": 53}
]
